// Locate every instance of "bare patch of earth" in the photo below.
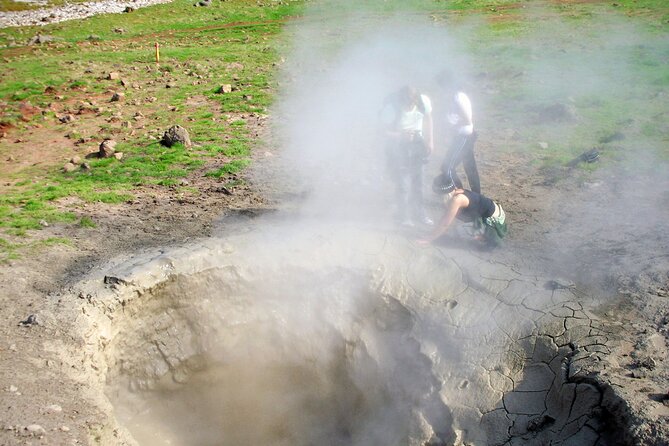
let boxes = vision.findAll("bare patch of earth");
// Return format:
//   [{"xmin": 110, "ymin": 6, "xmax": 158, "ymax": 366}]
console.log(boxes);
[{"xmin": 1, "ymin": 112, "xmax": 668, "ymax": 443}]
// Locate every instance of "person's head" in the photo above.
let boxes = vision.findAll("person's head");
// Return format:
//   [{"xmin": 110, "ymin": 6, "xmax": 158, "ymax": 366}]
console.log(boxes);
[
  {"xmin": 398, "ymin": 85, "xmax": 419, "ymax": 110},
  {"xmin": 432, "ymin": 173, "xmax": 456, "ymax": 195}
]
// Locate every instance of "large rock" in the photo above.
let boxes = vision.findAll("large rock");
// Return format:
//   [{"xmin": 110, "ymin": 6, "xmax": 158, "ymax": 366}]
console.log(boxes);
[
  {"xmin": 98, "ymin": 139, "xmax": 117, "ymax": 158},
  {"xmin": 160, "ymin": 125, "xmax": 191, "ymax": 148}
]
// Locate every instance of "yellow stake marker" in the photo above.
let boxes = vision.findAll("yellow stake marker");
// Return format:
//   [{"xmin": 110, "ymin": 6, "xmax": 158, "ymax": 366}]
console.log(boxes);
[{"xmin": 155, "ymin": 42, "xmax": 160, "ymax": 63}]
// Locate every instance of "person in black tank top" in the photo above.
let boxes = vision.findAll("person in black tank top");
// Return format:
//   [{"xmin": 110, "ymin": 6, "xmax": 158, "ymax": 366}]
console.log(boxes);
[{"xmin": 417, "ymin": 174, "xmax": 508, "ymax": 247}]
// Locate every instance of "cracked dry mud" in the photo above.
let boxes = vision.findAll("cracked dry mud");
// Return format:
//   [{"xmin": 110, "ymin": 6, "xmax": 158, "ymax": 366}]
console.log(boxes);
[{"xmin": 18, "ymin": 221, "xmax": 661, "ymax": 446}]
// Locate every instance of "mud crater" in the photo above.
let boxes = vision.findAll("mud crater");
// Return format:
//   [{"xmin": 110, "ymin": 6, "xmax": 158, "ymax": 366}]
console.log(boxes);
[{"xmin": 89, "ymin": 229, "xmax": 627, "ymax": 445}]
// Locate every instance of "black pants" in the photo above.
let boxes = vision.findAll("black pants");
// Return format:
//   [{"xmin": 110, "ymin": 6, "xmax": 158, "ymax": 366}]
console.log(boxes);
[{"xmin": 441, "ymin": 131, "xmax": 480, "ymax": 194}]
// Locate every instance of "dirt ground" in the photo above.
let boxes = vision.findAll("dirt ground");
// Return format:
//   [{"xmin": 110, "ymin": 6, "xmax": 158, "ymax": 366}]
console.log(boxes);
[{"xmin": 1, "ymin": 58, "xmax": 668, "ymax": 446}]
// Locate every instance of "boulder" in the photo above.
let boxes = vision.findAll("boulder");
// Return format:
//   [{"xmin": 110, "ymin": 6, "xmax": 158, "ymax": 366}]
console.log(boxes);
[
  {"xmin": 160, "ymin": 125, "xmax": 191, "ymax": 148},
  {"xmin": 98, "ymin": 139, "xmax": 117, "ymax": 158}
]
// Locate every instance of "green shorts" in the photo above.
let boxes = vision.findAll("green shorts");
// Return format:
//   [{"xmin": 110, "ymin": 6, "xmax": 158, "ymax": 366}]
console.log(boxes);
[{"xmin": 474, "ymin": 205, "xmax": 508, "ymax": 247}]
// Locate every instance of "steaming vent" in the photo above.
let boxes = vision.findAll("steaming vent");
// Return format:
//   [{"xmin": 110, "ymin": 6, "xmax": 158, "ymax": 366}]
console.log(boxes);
[{"xmin": 100, "ymin": 230, "xmax": 626, "ymax": 445}]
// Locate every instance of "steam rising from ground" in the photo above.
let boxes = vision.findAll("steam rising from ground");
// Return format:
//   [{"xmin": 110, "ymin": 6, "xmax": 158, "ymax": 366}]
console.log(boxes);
[{"xmin": 109, "ymin": 2, "xmax": 669, "ymax": 444}]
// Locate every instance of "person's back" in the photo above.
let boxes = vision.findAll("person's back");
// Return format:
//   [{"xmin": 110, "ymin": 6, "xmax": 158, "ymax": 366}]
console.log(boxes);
[{"xmin": 436, "ymin": 72, "xmax": 481, "ymax": 194}]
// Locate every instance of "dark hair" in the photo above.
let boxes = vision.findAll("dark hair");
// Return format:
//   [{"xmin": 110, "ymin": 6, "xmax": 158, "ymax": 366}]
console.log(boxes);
[{"xmin": 432, "ymin": 173, "xmax": 455, "ymax": 194}]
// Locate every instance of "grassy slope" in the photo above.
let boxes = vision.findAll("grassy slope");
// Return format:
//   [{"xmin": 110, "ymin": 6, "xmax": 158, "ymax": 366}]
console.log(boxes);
[{"xmin": 0, "ymin": 0, "xmax": 667, "ymax": 260}]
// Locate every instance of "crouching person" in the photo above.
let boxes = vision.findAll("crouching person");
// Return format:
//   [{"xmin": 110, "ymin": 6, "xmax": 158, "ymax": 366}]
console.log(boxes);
[{"xmin": 417, "ymin": 174, "xmax": 507, "ymax": 247}]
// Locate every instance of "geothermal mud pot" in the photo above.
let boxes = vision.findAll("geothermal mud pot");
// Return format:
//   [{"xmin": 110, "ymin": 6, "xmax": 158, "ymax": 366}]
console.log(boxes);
[{"xmin": 61, "ymin": 221, "xmax": 630, "ymax": 445}]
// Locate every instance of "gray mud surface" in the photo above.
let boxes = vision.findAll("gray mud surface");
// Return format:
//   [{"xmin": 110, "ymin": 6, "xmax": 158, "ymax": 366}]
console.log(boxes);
[{"xmin": 1, "ymin": 138, "xmax": 668, "ymax": 445}]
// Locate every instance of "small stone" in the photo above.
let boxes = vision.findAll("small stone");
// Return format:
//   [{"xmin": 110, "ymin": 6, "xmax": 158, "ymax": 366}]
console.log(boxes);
[
  {"xmin": 81, "ymin": 162, "xmax": 91, "ymax": 171},
  {"xmin": 538, "ymin": 142, "xmax": 549, "ymax": 149},
  {"xmin": 60, "ymin": 426, "xmax": 70, "ymax": 432},
  {"xmin": 160, "ymin": 125, "xmax": 191, "ymax": 147},
  {"xmin": 63, "ymin": 162, "xmax": 77, "ymax": 173},
  {"xmin": 39, "ymin": 219, "xmax": 49, "ymax": 227},
  {"xmin": 9, "ymin": 344, "xmax": 16, "ymax": 351},
  {"xmin": 113, "ymin": 28, "xmax": 125, "ymax": 34},
  {"xmin": 59, "ymin": 114, "xmax": 75, "ymax": 123},
  {"xmin": 217, "ymin": 84, "xmax": 233, "ymax": 94},
  {"xmin": 124, "ymin": 6, "xmax": 134, "ymax": 12},
  {"xmin": 114, "ymin": 152, "xmax": 124, "ymax": 161},
  {"xmin": 8, "ymin": 385, "xmax": 18, "ymax": 392},
  {"xmin": 26, "ymin": 424, "xmax": 46, "ymax": 436},
  {"xmin": 179, "ymin": 179, "xmax": 189, "ymax": 186},
  {"xmin": 70, "ymin": 155, "xmax": 81, "ymax": 165},
  {"xmin": 110, "ymin": 92, "xmax": 124, "ymax": 102},
  {"xmin": 46, "ymin": 404, "xmax": 62, "ymax": 413}
]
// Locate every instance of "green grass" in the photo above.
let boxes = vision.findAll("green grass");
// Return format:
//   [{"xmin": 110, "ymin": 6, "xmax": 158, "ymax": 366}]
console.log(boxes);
[
  {"xmin": 0, "ymin": 0, "xmax": 304, "ymax": 246},
  {"xmin": 1, "ymin": 0, "xmax": 668, "ymax": 259}
]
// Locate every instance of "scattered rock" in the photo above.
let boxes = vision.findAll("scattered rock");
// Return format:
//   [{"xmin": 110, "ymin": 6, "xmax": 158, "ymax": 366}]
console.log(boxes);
[
  {"xmin": 216, "ymin": 84, "xmax": 233, "ymax": 94},
  {"xmin": 110, "ymin": 92, "xmax": 124, "ymax": 102},
  {"xmin": 160, "ymin": 125, "xmax": 191, "ymax": 148},
  {"xmin": 18, "ymin": 314, "xmax": 38, "ymax": 327},
  {"xmin": 39, "ymin": 219, "xmax": 49, "ymax": 227},
  {"xmin": 538, "ymin": 142, "xmax": 549, "ymax": 149},
  {"xmin": 243, "ymin": 94, "xmax": 253, "ymax": 101},
  {"xmin": 98, "ymin": 139, "xmax": 117, "ymax": 158},
  {"xmin": 81, "ymin": 162, "xmax": 91, "ymax": 171},
  {"xmin": 63, "ymin": 162, "xmax": 77, "ymax": 173},
  {"xmin": 60, "ymin": 426, "xmax": 70, "ymax": 432},
  {"xmin": 25, "ymin": 424, "xmax": 46, "ymax": 437},
  {"xmin": 114, "ymin": 152, "xmax": 124, "ymax": 161},
  {"xmin": 45, "ymin": 404, "xmax": 62, "ymax": 413},
  {"xmin": 44, "ymin": 85, "xmax": 56, "ymax": 94},
  {"xmin": 124, "ymin": 6, "xmax": 134, "ymax": 13},
  {"xmin": 113, "ymin": 28, "xmax": 125, "ymax": 34},
  {"xmin": 7, "ymin": 385, "xmax": 18, "ymax": 392},
  {"xmin": 87, "ymin": 34, "xmax": 101, "ymax": 41},
  {"xmin": 70, "ymin": 155, "xmax": 81, "ymax": 165},
  {"xmin": 107, "ymin": 72, "xmax": 120, "ymax": 80},
  {"xmin": 27, "ymin": 34, "xmax": 54, "ymax": 45},
  {"xmin": 196, "ymin": 0, "xmax": 211, "ymax": 6},
  {"xmin": 59, "ymin": 114, "xmax": 75, "ymax": 124}
]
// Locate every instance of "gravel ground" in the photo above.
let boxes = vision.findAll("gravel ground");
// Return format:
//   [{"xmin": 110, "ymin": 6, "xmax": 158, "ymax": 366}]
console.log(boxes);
[{"xmin": 0, "ymin": 0, "xmax": 173, "ymax": 28}]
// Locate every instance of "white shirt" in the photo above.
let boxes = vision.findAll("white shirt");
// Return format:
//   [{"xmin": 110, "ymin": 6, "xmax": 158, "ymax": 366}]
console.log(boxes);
[
  {"xmin": 381, "ymin": 94, "xmax": 432, "ymax": 134},
  {"xmin": 447, "ymin": 91, "xmax": 473, "ymax": 136}
]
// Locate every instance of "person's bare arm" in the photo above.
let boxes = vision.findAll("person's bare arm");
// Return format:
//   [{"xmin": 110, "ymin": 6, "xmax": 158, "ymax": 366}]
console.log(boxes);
[{"xmin": 417, "ymin": 193, "xmax": 469, "ymax": 245}]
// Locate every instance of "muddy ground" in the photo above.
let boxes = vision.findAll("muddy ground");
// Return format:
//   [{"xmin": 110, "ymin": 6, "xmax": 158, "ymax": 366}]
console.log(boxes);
[
  {"xmin": 1, "ymin": 11, "xmax": 669, "ymax": 445},
  {"xmin": 1, "ymin": 109, "xmax": 668, "ymax": 444}
]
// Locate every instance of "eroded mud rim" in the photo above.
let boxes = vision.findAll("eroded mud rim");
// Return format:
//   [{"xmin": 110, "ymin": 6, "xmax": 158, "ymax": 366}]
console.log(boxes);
[{"xmin": 62, "ymin": 222, "xmax": 630, "ymax": 445}]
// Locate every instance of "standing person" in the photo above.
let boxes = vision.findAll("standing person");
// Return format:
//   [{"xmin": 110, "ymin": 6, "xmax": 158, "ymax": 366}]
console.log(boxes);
[
  {"xmin": 417, "ymin": 174, "xmax": 507, "ymax": 247},
  {"xmin": 437, "ymin": 72, "xmax": 481, "ymax": 194},
  {"xmin": 380, "ymin": 85, "xmax": 434, "ymax": 227}
]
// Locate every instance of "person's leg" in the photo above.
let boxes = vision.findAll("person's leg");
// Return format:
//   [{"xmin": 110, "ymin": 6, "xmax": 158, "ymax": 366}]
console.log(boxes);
[
  {"xmin": 409, "ymin": 163, "xmax": 427, "ymax": 222},
  {"xmin": 461, "ymin": 132, "xmax": 481, "ymax": 193},
  {"xmin": 441, "ymin": 134, "xmax": 468, "ymax": 189}
]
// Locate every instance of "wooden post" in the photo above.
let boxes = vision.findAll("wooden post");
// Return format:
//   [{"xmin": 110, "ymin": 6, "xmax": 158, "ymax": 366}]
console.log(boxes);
[{"xmin": 155, "ymin": 42, "xmax": 160, "ymax": 63}]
